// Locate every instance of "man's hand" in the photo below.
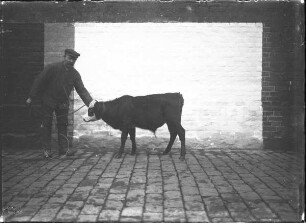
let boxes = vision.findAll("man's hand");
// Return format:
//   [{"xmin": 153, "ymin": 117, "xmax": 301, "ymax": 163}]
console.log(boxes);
[
  {"xmin": 89, "ymin": 100, "xmax": 96, "ymax": 108},
  {"xmin": 26, "ymin": 98, "xmax": 32, "ymax": 106}
]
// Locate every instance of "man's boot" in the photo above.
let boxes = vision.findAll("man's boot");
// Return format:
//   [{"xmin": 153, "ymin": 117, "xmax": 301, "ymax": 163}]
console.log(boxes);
[
  {"xmin": 41, "ymin": 122, "xmax": 52, "ymax": 159},
  {"xmin": 58, "ymin": 131, "xmax": 75, "ymax": 156},
  {"xmin": 43, "ymin": 149, "xmax": 52, "ymax": 158}
]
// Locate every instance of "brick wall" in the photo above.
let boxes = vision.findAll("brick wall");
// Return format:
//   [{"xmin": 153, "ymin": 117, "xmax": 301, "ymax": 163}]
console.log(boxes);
[
  {"xmin": 44, "ymin": 23, "xmax": 75, "ymax": 148},
  {"xmin": 3, "ymin": 2, "xmax": 304, "ymax": 151},
  {"xmin": 73, "ymin": 23, "xmax": 263, "ymax": 149},
  {"xmin": 262, "ymin": 14, "xmax": 304, "ymax": 150}
]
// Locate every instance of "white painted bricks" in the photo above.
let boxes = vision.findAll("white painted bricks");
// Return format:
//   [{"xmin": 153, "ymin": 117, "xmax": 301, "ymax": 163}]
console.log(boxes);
[{"xmin": 73, "ymin": 23, "xmax": 263, "ymax": 149}]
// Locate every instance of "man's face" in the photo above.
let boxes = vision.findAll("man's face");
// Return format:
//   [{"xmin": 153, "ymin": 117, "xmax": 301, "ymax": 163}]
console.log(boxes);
[{"xmin": 64, "ymin": 54, "xmax": 77, "ymax": 68}]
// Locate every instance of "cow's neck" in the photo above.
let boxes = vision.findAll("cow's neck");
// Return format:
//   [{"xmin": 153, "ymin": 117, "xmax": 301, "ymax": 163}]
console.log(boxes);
[{"xmin": 100, "ymin": 102, "xmax": 106, "ymax": 117}]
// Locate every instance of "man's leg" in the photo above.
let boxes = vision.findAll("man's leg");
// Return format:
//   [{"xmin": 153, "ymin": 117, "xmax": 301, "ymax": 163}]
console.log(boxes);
[
  {"xmin": 55, "ymin": 105, "xmax": 75, "ymax": 156},
  {"xmin": 41, "ymin": 104, "xmax": 54, "ymax": 158}
]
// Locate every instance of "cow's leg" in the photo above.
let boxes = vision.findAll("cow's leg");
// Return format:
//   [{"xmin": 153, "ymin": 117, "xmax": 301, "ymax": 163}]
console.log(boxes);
[
  {"xmin": 163, "ymin": 123, "xmax": 177, "ymax": 155},
  {"xmin": 177, "ymin": 124, "xmax": 186, "ymax": 160},
  {"xmin": 116, "ymin": 130, "xmax": 128, "ymax": 158},
  {"xmin": 129, "ymin": 127, "xmax": 137, "ymax": 155}
]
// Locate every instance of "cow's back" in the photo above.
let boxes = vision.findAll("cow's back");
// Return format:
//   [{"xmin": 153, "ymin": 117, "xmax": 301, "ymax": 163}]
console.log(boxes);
[{"xmin": 132, "ymin": 93, "xmax": 184, "ymax": 132}]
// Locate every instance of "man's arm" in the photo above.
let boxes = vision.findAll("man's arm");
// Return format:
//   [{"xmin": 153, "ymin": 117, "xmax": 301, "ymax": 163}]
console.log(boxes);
[
  {"xmin": 28, "ymin": 66, "xmax": 52, "ymax": 99},
  {"xmin": 26, "ymin": 66, "xmax": 52, "ymax": 106},
  {"xmin": 74, "ymin": 73, "xmax": 93, "ymax": 107}
]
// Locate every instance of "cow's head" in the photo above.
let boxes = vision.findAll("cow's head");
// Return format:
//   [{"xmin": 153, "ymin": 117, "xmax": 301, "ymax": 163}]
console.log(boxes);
[{"xmin": 83, "ymin": 100, "xmax": 98, "ymax": 122}]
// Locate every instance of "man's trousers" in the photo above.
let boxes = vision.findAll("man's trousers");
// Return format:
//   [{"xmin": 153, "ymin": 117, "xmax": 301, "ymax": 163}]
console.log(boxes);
[{"xmin": 41, "ymin": 103, "xmax": 69, "ymax": 152}]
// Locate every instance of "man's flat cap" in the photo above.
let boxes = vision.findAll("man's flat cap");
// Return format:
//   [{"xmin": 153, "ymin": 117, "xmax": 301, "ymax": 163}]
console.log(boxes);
[{"xmin": 65, "ymin": 49, "xmax": 80, "ymax": 58}]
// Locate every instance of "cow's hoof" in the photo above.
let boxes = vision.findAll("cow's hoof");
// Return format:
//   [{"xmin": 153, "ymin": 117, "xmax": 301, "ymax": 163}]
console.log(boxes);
[
  {"xmin": 179, "ymin": 155, "xmax": 185, "ymax": 161},
  {"xmin": 115, "ymin": 153, "xmax": 123, "ymax": 159}
]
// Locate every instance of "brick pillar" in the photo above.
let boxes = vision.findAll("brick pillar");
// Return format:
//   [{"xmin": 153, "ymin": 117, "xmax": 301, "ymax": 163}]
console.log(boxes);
[{"xmin": 44, "ymin": 23, "xmax": 75, "ymax": 149}]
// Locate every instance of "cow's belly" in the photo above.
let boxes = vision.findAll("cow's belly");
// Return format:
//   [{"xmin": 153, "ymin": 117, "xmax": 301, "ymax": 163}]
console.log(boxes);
[{"xmin": 134, "ymin": 112, "xmax": 165, "ymax": 132}]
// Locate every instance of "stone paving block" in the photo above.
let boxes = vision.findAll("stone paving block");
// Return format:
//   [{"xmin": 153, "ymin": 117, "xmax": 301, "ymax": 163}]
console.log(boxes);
[
  {"xmin": 55, "ymin": 209, "xmax": 79, "ymax": 222},
  {"xmin": 102, "ymin": 172, "xmax": 117, "ymax": 178},
  {"xmin": 77, "ymin": 214, "xmax": 98, "ymax": 222},
  {"xmin": 126, "ymin": 190, "xmax": 145, "ymax": 206},
  {"xmin": 66, "ymin": 178, "xmax": 84, "ymax": 184},
  {"xmin": 206, "ymin": 205, "xmax": 230, "ymax": 218},
  {"xmin": 164, "ymin": 183, "xmax": 180, "ymax": 191},
  {"xmin": 6, "ymin": 216, "xmax": 32, "ymax": 222},
  {"xmin": 86, "ymin": 195, "xmax": 105, "ymax": 205},
  {"xmin": 199, "ymin": 187, "xmax": 219, "ymax": 196},
  {"xmin": 164, "ymin": 190, "xmax": 182, "ymax": 199},
  {"xmin": 108, "ymin": 193, "xmax": 126, "ymax": 201},
  {"xmin": 210, "ymin": 217, "xmax": 235, "ymax": 223},
  {"xmin": 206, "ymin": 170, "xmax": 222, "ymax": 176},
  {"xmin": 231, "ymin": 211, "xmax": 256, "ymax": 221},
  {"xmin": 90, "ymin": 187, "xmax": 109, "ymax": 196},
  {"xmin": 146, "ymin": 193, "xmax": 163, "ymax": 204},
  {"xmin": 2, "ymin": 201, "xmax": 25, "ymax": 216},
  {"xmin": 185, "ymin": 201, "xmax": 205, "ymax": 211},
  {"xmin": 104, "ymin": 200, "xmax": 124, "ymax": 210},
  {"xmin": 32, "ymin": 207, "xmax": 61, "ymax": 221},
  {"xmin": 40, "ymin": 203, "xmax": 62, "ymax": 210},
  {"xmin": 145, "ymin": 203, "xmax": 164, "ymax": 213},
  {"xmin": 55, "ymin": 187, "xmax": 75, "ymax": 195},
  {"xmin": 99, "ymin": 210, "xmax": 120, "ymax": 221},
  {"xmin": 239, "ymin": 191, "xmax": 261, "ymax": 201},
  {"xmin": 133, "ymin": 170, "xmax": 146, "ymax": 176},
  {"xmin": 79, "ymin": 178, "xmax": 98, "ymax": 187},
  {"xmin": 61, "ymin": 183, "xmax": 79, "ymax": 188},
  {"xmin": 216, "ymin": 185, "xmax": 235, "ymax": 193},
  {"xmin": 131, "ymin": 175, "xmax": 147, "ymax": 184},
  {"xmin": 220, "ymin": 193, "xmax": 243, "ymax": 203},
  {"xmin": 203, "ymin": 196, "xmax": 224, "ymax": 207},
  {"xmin": 226, "ymin": 202, "xmax": 248, "ymax": 212},
  {"xmin": 32, "ymin": 215, "xmax": 56, "ymax": 222},
  {"xmin": 130, "ymin": 183, "xmax": 146, "ymax": 190},
  {"xmin": 98, "ymin": 177, "xmax": 115, "ymax": 184},
  {"xmin": 81, "ymin": 204, "xmax": 103, "ymax": 215},
  {"xmin": 65, "ymin": 200, "xmax": 84, "ymax": 209},
  {"xmin": 121, "ymin": 206, "xmax": 143, "ymax": 217},
  {"xmin": 278, "ymin": 212, "xmax": 300, "ymax": 222},
  {"xmin": 164, "ymin": 199, "xmax": 184, "ymax": 208},
  {"xmin": 233, "ymin": 184, "xmax": 254, "ymax": 192},
  {"xmin": 69, "ymin": 191, "xmax": 90, "ymax": 201},
  {"xmin": 75, "ymin": 186, "xmax": 94, "ymax": 192},
  {"xmin": 146, "ymin": 184, "xmax": 163, "ymax": 193},
  {"xmin": 261, "ymin": 195, "xmax": 283, "ymax": 203},
  {"xmin": 183, "ymin": 195, "xmax": 203, "ymax": 202},
  {"xmin": 47, "ymin": 194, "xmax": 69, "ymax": 204},
  {"xmin": 186, "ymin": 211, "xmax": 209, "ymax": 222},
  {"xmin": 26, "ymin": 197, "xmax": 48, "ymax": 206},
  {"xmin": 12, "ymin": 205, "xmax": 41, "ymax": 217},
  {"xmin": 269, "ymin": 202, "xmax": 298, "ymax": 219},
  {"xmin": 119, "ymin": 216, "xmax": 142, "ymax": 222},
  {"xmin": 19, "ymin": 187, "xmax": 41, "ymax": 196},
  {"xmin": 10, "ymin": 194, "xmax": 32, "ymax": 202},
  {"xmin": 250, "ymin": 203, "xmax": 278, "ymax": 219},
  {"xmin": 147, "ymin": 177, "xmax": 162, "ymax": 184},
  {"xmin": 143, "ymin": 212, "xmax": 163, "ymax": 222},
  {"xmin": 181, "ymin": 186, "xmax": 200, "ymax": 196},
  {"xmin": 109, "ymin": 186, "xmax": 128, "ymax": 194},
  {"xmin": 164, "ymin": 207, "xmax": 186, "ymax": 222}
]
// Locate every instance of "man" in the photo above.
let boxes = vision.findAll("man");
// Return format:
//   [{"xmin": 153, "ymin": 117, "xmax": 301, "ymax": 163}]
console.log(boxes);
[{"xmin": 26, "ymin": 49, "xmax": 95, "ymax": 158}]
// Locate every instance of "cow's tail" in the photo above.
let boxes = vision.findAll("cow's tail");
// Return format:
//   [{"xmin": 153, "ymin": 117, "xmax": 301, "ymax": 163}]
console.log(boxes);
[{"xmin": 177, "ymin": 93, "xmax": 184, "ymax": 116}]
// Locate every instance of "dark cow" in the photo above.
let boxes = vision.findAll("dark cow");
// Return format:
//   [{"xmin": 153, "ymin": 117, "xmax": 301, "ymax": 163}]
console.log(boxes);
[{"xmin": 83, "ymin": 93, "xmax": 186, "ymax": 160}]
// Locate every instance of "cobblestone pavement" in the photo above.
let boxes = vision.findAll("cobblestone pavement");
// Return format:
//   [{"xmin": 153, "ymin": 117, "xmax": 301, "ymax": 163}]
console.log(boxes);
[{"xmin": 2, "ymin": 147, "xmax": 304, "ymax": 222}]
